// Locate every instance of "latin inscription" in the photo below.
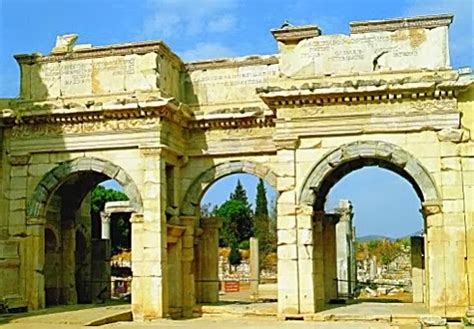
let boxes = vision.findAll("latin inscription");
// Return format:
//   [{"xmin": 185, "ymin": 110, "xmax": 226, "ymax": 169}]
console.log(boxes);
[
  {"xmin": 62, "ymin": 62, "xmax": 92, "ymax": 86},
  {"xmin": 39, "ymin": 58, "xmax": 137, "ymax": 87},
  {"xmin": 192, "ymin": 67, "xmax": 278, "ymax": 87},
  {"xmin": 301, "ymin": 34, "xmax": 420, "ymax": 61}
]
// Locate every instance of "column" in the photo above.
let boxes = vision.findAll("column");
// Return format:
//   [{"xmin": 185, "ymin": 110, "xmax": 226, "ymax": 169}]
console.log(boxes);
[
  {"xmin": 323, "ymin": 214, "xmax": 338, "ymax": 302},
  {"xmin": 196, "ymin": 217, "xmax": 222, "ymax": 303},
  {"xmin": 411, "ymin": 236, "xmax": 424, "ymax": 303},
  {"xmin": 180, "ymin": 216, "xmax": 197, "ymax": 318},
  {"xmin": 312, "ymin": 211, "xmax": 325, "ymax": 311},
  {"xmin": 335, "ymin": 200, "xmax": 354, "ymax": 297},
  {"xmin": 100, "ymin": 212, "xmax": 111, "ymax": 240},
  {"xmin": 249, "ymin": 237, "xmax": 259, "ymax": 300},
  {"xmin": 167, "ymin": 229, "xmax": 183, "ymax": 318},
  {"xmin": 60, "ymin": 219, "xmax": 77, "ymax": 304}
]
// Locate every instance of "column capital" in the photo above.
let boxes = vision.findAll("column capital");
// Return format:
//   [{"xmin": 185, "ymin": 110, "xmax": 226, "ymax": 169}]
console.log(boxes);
[
  {"xmin": 200, "ymin": 217, "xmax": 223, "ymax": 229},
  {"xmin": 421, "ymin": 201, "xmax": 442, "ymax": 217},
  {"xmin": 26, "ymin": 216, "xmax": 47, "ymax": 226},
  {"xmin": 100, "ymin": 211, "xmax": 112, "ymax": 224},
  {"xmin": 130, "ymin": 213, "xmax": 144, "ymax": 223}
]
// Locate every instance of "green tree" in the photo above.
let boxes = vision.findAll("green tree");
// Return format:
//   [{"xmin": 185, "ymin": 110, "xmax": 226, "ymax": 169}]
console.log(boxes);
[
  {"xmin": 254, "ymin": 179, "xmax": 268, "ymax": 218},
  {"xmin": 215, "ymin": 199, "xmax": 253, "ymax": 247},
  {"xmin": 254, "ymin": 179, "xmax": 272, "ymax": 262},
  {"xmin": 230, "ymin": 179, "xmax": 250, "ymax": 207},
  {"xmin": 90, "ymin": 185, "xmax": 129, "ymax": 252}
]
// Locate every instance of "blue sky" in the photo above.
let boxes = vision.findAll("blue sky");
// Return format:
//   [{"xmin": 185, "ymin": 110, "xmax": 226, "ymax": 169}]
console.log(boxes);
[
  {"xmin": 0, "ymin": 0, "xmax": 472, "ymax": 96},
  {"xmin": 2, "ymin": 0, "xmax": 472, "ymax": 237}
]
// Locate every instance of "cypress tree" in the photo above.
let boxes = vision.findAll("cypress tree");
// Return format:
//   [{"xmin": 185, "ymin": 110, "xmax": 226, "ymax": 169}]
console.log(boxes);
[
  {"xmin": 254, "ymin": 179, "xmax": 271, "ymax": 262},
  {"xmin": 254, "ymin": 179, "xmax": 268, "ymax": 218},
  {"xmin": 230, "ymin": 179, "xmax": 249, "ymax": 207}
]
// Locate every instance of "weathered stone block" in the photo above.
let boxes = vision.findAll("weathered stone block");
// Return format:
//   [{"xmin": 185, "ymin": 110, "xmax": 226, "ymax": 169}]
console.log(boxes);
[
  {"xmin": 441, "ymin": 157, "xmax": 461, "ymax": 171},
  {"xmin": 278, "ymin": 229, "xmax": 297, "ymax": 245},
  {"xmin": 443, "ymin": 199, "xmax": 464, "ymax": 213},
  {"xmin": 442, "ymin": 185, "xmax": 464, "ymax": 200},
  {"xmin": 278, "ymin": 244, "xmax": 298, "ymax": 260},
  {"xmin": 441, "ymin": 171, "xmax": 462, "ymax": 186},
  {"xmin": 277, "ymin": 216, "xmax": 297, "ymax": 229},
  {"xmin": 298, "ymin": 228, "xmax": 313, "ymax": 245}
]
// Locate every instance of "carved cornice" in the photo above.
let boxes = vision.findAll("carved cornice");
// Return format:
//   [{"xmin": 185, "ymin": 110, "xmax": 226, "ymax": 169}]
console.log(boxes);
[
  {"xmin": 188, "ymin": 116, "xmax": 275, "ymax": 130},
  {"xmin": 258, "ymin": 76, "xmax": 467, "ymax": 109},
  {"xmin": 350, "ymin": 14, "xmax": 453, "ymax": 34},
  {"xmin": 15, "ymin": 40, "xmax": 184, "ymax": 69},
  {"xmin": 3, "ymin": 97, "xmax": 193, "ymax": 137},
  {"xmin": 8, "ymin": 117, "xmax": 160, "ymax": 138},
  {"xmin": 185, "ymin": 55, "xmax": 278, "ymax": 71},
  {"xmin": 271, "ymin": 25, "xmax": 321, "ymax": 43}
]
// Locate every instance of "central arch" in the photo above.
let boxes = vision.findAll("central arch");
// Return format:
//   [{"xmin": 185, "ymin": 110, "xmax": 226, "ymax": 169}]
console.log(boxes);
[
  {"xmin": 299, "ymin": 140, "xmax": 441, "ymax": 210},
  {"xmin": 181, "ymin": 160, "xmax": 278, "ymax": 216}
]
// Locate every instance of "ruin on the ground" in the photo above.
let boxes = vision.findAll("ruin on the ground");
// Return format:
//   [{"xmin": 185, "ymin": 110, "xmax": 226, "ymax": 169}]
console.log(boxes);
[{"xmin": 0, "ymin": 14, "xmax": 473, "ymax": 321}]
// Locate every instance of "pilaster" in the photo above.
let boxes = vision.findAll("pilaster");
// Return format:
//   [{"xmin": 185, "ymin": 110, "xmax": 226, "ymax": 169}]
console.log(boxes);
[
  {"xmin": 275, "ymin": 137, "xmax": 301, "ymax": 314},
  {"xmin": 132, "ymin": 146, "xmax": 168, "ymax": 321}
]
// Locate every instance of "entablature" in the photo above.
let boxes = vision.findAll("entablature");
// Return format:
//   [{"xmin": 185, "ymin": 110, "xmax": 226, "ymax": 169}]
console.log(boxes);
[{"xmin": 258, "ymin": 71, "xmax": 472, "ymax": 109}]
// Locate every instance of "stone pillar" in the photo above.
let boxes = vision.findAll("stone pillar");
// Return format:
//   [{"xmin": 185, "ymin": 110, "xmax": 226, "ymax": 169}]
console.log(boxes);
[
  {"xmin": 275, "ymin": 138, "xmax": 300, "ymax": 315},
  {"xmin": 25, "ymin": 217, "xmax": 46, "ymax": 310},
  {"xmin": 90, "ymin": 238, "xmax": 111, "ymax": 302},
  {"xmin": 422, "ymin": 201, "xmax": 469, "ymax": 317},
  {"xmin": 250, "ymin": 237, "xmax": 259, "ymax": 300},
  {"xmin": 312, "ymin": 211, "xmax": 325, "ymax": 310},
  {"xmin": 131, "ymin": 146, "xmax": 168, "ymax": 321},
  {"xmin": 411, "ymin": 236, "xmax": 424, "ymax": 303},
  {"xmin": 100, "ymin": 212, "xmax": 111, "ymax": 240},
  {"xmin": 196, "ymin": 217, "xmax": 222, "ymax": 303},
  {"xmin": 335, "ymin": 200, "xmax": 354, "ymax": 297},
  {"xmin": 167, "ymin": 228, "xmax": 183, "ymax": 318},
  {"xmin": 60, "ymin": 219, "xmax": 77, "ymax": 304},
  {"xmin": 180, "ymin": 216, "xmax": 197, "ymax": 318},
  {"xmin": 323, "ymin": 214, "xmax": 338, "ymax": 302}
]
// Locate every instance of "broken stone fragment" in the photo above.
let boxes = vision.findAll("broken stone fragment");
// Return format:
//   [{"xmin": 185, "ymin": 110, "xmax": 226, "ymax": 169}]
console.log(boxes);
[
  {"xmin": 419, "ymin": 315, "xmax": 447, "ymax": 326},
  {"xmin": 437, "ymin": 128, "xmax": 469, "ymax": 143},
  {"xmin": 51, "ymin": 34, "xmax": 78, "ymax": 54}
]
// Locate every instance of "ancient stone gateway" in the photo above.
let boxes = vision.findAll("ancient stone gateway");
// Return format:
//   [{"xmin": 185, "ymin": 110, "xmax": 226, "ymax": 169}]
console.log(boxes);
[{"xmin": 0, "ymin": 14, "xmax": 473, "ymax": 321}]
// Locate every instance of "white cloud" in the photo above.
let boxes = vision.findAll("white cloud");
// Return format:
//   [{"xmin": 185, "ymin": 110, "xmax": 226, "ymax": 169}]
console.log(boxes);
[
  {"xmin": 139, "ymin": 0, "xmax": 238, "ymax": 39},
  {"xmin": 208, "ymin": 15, "xmax": 236, "ymax": 33},
  {"xmin": 179, "ymin": 42, "xmax": 236, "ymax": 61},
  {"xmin": 403, "ymin": 0, "xmax": 473, "ymax": 67}
]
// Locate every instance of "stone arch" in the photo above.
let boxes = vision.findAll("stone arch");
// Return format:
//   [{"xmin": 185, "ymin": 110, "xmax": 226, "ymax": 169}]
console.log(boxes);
[
  {"xmin": 181, "ymin": 160, "xmax": 278, "ymax": 216},
  {"xmin": 27, "ymin": 157, "xmax": 143, "ymax": 219},
  {"xmin": 299, "ymin": 140, "xmax": 441, "ymax": 210}
]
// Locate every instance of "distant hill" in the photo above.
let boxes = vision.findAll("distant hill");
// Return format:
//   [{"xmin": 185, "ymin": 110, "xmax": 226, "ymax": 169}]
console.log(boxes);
[
  {"xmin": 357, "ymin": 230, "xmax": 423, "ymax": 242},
  {"xmin": 356, "ymin": 235, "xmax": 394, "ymax": 242}
]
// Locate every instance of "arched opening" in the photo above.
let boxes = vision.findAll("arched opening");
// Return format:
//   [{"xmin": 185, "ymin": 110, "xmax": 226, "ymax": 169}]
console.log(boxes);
[
  {"xmin": 30, "ymin": 157, "xmax": 142, "ymax": 307},
  {"xmin": 181, "ymin": 161, "xmax": 279, "ymax": 314},
  {"xmin": 299, "ymin": 141, "xmax": 440, "ymax": 311},
  {"xmin": 198, "ymin": 173, "xmax": 278, "ymax": 306}
]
